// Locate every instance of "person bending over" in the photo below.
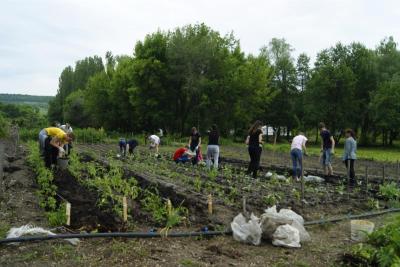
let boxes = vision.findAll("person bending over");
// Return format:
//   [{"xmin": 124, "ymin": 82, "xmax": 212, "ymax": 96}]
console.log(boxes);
[
  {"xmin": 148, "ymin": 134, "xmax": 160, "ymax": 156},
  {"xmin": 188, "ymin": 127, "xmax": 201, "ymax": 165},
  {"xmin": 127, "ymin": 139, "xmax": 139, "ymax": 155},
  {"xmin": 38, "ymin": 127, "xmax": 73, "ymax": 168}
]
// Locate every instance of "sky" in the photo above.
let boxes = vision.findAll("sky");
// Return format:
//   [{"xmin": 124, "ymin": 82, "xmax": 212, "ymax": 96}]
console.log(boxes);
[{"xmin": 0, "ymin": 0, "xmax": 399, "ymax": 96}]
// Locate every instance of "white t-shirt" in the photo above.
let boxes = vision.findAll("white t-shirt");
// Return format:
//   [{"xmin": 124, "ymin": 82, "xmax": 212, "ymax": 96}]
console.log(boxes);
[
  {"xmin": 149, "ymin": 135, "xmax": 160, "ymax": 145},
  {"xmin": 291, "ymin": 135, "xmax": 307, "ymax": 151},
  {"xmin": 60, "ymin": 125, "xmax": 73, "ymax": 133}
]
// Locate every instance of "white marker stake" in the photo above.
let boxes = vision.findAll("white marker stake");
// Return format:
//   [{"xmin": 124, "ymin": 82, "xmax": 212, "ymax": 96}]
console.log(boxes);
[
  {"xmin": 207, "ymin": 194, "xmax": 213, "ymax": 215},
  {"xmin": 66, "ymin": 202, "xmax": 71, "ymax": 226},
  {"xmin": 123, "ymin": 197, "xmax": 128, "ymax": 222}
]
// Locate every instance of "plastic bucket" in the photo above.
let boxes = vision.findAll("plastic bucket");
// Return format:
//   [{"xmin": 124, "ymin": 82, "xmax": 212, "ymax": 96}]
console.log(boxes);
[
  {"xmin": 350, "ymin": 220, "xmax": 375, "ymax": 241},
  {"xmin": 57, "ymin": 158, "xmax": 69, "ymax": 170}
]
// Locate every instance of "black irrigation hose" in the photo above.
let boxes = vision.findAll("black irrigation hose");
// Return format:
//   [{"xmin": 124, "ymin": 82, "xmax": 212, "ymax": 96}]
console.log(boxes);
[
  {"xmin": 304, "ymin": 207, "xmax": 400, "ymax": 226},
  {"xmin": 1, "ymin": 208, "xmax": 400, "ymax": 245},
  {"xmin": 0, "ymin": 230, "xmax": 231, "ymax": 244}
]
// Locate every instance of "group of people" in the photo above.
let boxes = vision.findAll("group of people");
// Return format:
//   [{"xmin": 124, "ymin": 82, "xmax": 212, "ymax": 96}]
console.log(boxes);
[
  {"xmin": 38, "ymin": 123, "xmax": 74, "ymax": 168},
  {"xmin": 173, "ymin": 125, "xmax": 220, "ymax": 170}
]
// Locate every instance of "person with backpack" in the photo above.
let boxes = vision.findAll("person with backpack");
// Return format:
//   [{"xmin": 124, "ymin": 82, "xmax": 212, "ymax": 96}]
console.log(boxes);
[{"xmin": 245, "ymin": 120, "xmax": 264, "ymax": 178}]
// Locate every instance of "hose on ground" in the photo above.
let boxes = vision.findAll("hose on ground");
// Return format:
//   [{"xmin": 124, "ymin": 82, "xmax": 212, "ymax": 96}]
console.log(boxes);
[{"xmin": 1, "ymin": 208, "xmax": 399, "ymax": 244}]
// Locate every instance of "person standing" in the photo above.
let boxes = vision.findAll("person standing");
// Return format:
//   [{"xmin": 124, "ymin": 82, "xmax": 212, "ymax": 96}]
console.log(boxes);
[
  {"xmin": 343, "ymin": 129, "xmax": 357, "ymax": 185},
  {"xmin": 319, "ymin": 122, "xmax": 335, "ymax": 175},
  {"xmin": 290, "ymin": 132, "xmax": 308, "ymax": 181},
  {"xmin": 206, "ymin": 124, "xmax": 220, "ymax": 170},
  {"xmin": 245, "ymin": 121, "xmax": 263, "ymax": 178},
  {"xmin": 188, "ymin": 127, "xmax": 201, "ymax": 165}
]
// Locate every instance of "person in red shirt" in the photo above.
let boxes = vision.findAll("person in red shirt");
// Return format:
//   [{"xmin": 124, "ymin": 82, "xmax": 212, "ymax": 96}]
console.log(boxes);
[{"xmin": 173, "ymin": 147, "xmax": 194, "ymax": 163}]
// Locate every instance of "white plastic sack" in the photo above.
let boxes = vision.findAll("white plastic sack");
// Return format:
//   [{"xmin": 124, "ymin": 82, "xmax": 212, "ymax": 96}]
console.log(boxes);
[
  {"xmin": 275, "ymin": 175, "xmax": 288, "ymax": 181},
  {"xmin": 261, "ymin": 206, "xmax": 310, "ymax": 242},
  {"xmin": 272, "ymin": 224, "xmax": 301, "ymax": 248},
  {"xmin": 6, "ymin": 225, "xmax": 79, "ymax": 245},
  {"xmin": 231, "ymin": 213, "xmax": 262, "ymax": 246},
  {"xmin": 304, "ymin": 175, "xmax": 325, "ymax": 183},
  {"xmin": 265, "ymin": 172, "xmax": 273, "ymax": 178}
]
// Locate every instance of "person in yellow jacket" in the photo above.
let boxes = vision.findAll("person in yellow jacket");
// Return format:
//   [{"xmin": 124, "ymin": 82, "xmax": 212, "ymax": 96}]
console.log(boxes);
[{"xmin": 38, "ymin": 127, "xmax": 74, "ymax": 167}]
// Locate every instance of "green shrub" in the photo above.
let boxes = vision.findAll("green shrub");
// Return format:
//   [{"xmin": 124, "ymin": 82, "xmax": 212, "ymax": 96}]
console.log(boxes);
[
  {"xmin": 347, "ymin": 215, "xmax": 400, "ymax": 267},
  {"xmin": 74, "ymin": 127, "xmax": 106, "ymax": 143}
]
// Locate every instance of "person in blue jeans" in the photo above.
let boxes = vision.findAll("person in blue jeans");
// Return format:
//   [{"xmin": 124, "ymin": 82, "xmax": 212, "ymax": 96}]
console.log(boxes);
[
  {"xmin": 319, "ymin": 122, "xmax": 335, "ymax": 176},
  {"xmin": 119, "ymin": 138, "xmax": 127, "ymax": 157},
  {"xmin": 290, "ymin": 132, "xmax": 308, "ymax": 181},
  {"xmin": 342, "ymin": 129, "xmax": 357, "ymax": 185}
]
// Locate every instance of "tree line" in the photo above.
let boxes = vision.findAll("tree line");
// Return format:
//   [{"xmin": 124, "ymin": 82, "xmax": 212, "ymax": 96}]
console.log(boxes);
[{"xmin": 48, "ymin": 23, "xmax": 400, "ymax": 145}]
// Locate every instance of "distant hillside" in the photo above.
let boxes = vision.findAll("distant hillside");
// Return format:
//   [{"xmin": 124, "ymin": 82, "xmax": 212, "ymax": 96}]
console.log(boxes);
[{"xmin": 0, "ymin": 94, "xmax": 54, "ymax": 114}]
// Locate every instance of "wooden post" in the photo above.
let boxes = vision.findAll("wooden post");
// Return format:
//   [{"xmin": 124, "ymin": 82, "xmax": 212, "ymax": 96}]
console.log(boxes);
[
  {"xmin": 167, "ymin": 199, "xmax": 172, "ymax": 216},
  {"xmin": 301, "ymin": 158, "xmax": 305, "ymax": 207},
  {"xmin": 365, "ymin": 166, "xmax": 369, "ymax": 197},
  {"xmin": 242, "ymin": 196, "xmax": 247, "ymax": 215},
  {"xmin": 382, "ymin": 164, "xmax": 386, "ymax": 184},
  {"xmin": 397, "ymin": 160, "xmax": 399, "ymax": 184},
  {"xmin": 122, "ymin": 197, "xmax": 128, "ymax": 222},
  {"xmin": 207, "ymin": 194, "xmax": 213, "ymax": 215},
  {"xmin": 347, "ymin": 159, "xmax": 351, "ymax": 200},
  {"xmin": 66, "ymin": 202, "xmax": 71, "ymax": 226}
]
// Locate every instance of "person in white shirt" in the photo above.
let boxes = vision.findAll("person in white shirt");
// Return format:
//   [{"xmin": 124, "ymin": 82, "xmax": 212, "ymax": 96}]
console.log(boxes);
[
  {"xmin": 148, "ymin": 134, "xmax": 160, "ymax": 155},
  {"xmin": 59, "ymin": 123, "xmax": 73, "ymax": 155},
  {"xmin": 60, "ymin": 123, "xmax": 73, "ymax": 133},
  {"xmin": 290, "ymin": 132, "xmax": 308, "ymax": 181}
]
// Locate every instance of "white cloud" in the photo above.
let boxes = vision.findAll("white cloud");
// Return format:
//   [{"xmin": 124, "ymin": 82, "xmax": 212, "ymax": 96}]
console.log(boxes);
[{"xmin": 0, "ymin": 0, "xmax": 399, "ymax": 95}]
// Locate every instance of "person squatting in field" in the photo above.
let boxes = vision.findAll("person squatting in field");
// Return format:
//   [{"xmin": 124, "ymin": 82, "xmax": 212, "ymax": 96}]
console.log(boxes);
[
  {"xmin": 38, "ymin": 127, "xmax": 74, "ymax": 168},
  {"xmin": 206, "ymin": 124, "xmax": 220, "ymax": 170},
  {"xmin": 319, "ymin": 122, "xmax": 335, "ymax": 175},
  {"xmin": 188, "ymin": 127, "xmax": 202, "ymax": 165},
  {"xmin": 290, "ymin": 132, "xmax": 308, "ymax": 181},
  {"xmin": 173, "ymin": 146, "xmax": 194, "ymax": 163},
  {"xmin": 245, "ymin": 120, "xmax": 264, "ymax": 178},
  {"xmin": 148, "ymin": 134, "xmax": 161, "ymax": 156},
  {"xmin": 342, "ymin": 129, "xmax": 357, "ymax": 186}
]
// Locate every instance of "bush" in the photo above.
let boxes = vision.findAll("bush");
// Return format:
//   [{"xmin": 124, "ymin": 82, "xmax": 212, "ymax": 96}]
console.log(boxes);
[
  {"xmin": 346, "ymin": 215, "xmax": 400, "ymax": 267},
  {"xmin": 0, "ymin": 113, "xmax": 9, "ymax": 138},
  {"xmin": 74, "ymin": 127, "xmax": 106, "ymax": 143}
]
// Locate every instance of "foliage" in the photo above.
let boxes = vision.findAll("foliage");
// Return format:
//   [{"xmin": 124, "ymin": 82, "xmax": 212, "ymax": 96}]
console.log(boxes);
[
  {"xmin": 0, "ymin": 113, "xmax": 9, "ymax": 138},
  {"xmin": 0, "ymin": 102, "xmax": 47, "ymax": 129},
  {"xmin": 26, "ymin": 141, "xmax": 65, "ymax": 226},
  {"xmin": 347, "ymin": 215, "xmax": 400, "ymax": 267},
  {"xmin": 378, "ymin": 182, "xmax": 400, "ymax": 204},
  {"xmin": 74, "ymin": 127, "xmax": 106, "ymax": 143}
]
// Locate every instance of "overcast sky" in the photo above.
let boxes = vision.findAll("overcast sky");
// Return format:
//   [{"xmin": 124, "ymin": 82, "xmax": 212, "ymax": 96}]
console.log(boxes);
[{"xmin": 0, "ymin": 0, "xmax": 399, "ymax": 96}]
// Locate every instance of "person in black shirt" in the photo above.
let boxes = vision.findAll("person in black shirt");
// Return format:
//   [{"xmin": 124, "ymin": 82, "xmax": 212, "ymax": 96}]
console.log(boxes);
[
  {"xmin": 319, "ymin": 122, "xmax": 335, "ymax": 175},
  {"xmin": 127, "ymin": 139, "xmax": 139, "ymax": 155},
  {"xmin": 188, "ymin": 127, "xmax": 202, "ymax": 165},
  {"xmin": 206, "ymin": 124, "xmax": 220, "ymax": 170},
  {"xmin": 245, "ymin": 120, "xmax": 264, "ymax": 178}
]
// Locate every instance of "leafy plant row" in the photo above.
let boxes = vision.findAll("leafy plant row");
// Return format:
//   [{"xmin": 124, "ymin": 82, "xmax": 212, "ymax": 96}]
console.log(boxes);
[{"xmin": 26, "ymin": 141, "xmax": 66, "ymax": 226}]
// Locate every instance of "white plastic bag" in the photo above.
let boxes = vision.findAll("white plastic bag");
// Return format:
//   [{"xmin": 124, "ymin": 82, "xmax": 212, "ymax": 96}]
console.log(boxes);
[
  {"xmin": 272, "ymin": 224, "xmax": 301, "ymax": 248},
  {"xmin": 304, "ymin": 175, "xmax": 325, "ymax": 183},
  {"xmin": 231, "ymin": 213, "xmax": 262, "ymax": 246},
  {"xmin": 261, "ymin": 206, "xmax": 310, "ymax": 242},
  {"xmin": 6, "ymin": 225, "xmax": 79, "ymax": 245}
]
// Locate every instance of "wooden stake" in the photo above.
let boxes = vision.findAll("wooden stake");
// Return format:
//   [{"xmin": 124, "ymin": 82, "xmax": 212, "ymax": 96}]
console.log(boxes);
[
  {"xmin": 122, "ymin": 197, "xmax": 128, "ymax": 222},
  {"xmin": 347, "ymin": 159, "xmax": 351, "ymax": 200},
  {"xmin": 242, "ymin": 196, "xmax": 247, "ymax": 215},
  {"xmin": 66, "ymin": 202, "xmax": 71, "ymax": 226},
  {"xmin": 364, "ymin": 166, "xmax": 369, "ymax": 195},
  {"xmin": 207, "ymin": 194, "xmax": 213, "ymax": 215},
  {"xmin": 397, "ymin": 160, "xmax": 399, "ymax": 184},
  {"xmin": 167, "ymin": 199, "xmax": 172, "ymax": 216},
  {"xmin": 382, "ymin": 164, "xmax": 386, "ymax": 184}
]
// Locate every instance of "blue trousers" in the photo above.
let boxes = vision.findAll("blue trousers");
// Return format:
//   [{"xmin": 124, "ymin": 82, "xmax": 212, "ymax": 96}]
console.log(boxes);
[{"xmin": 290, "ymin": 148, "xmax": 303, "ymax": 178}]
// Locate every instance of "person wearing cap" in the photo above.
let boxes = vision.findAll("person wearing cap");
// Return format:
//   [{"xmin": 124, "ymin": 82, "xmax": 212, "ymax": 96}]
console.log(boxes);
[{"xmin": 38, "ymin": 127, "xmax": 74, "ymax": 168}]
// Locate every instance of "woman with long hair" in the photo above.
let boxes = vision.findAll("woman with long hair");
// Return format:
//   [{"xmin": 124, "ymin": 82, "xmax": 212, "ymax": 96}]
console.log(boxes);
[
  {"xmin": 245, "ymin": 120, "xmax": 264, "ymax": 178},
  {"xmin": 188, "ymin": 127, "xmax": 201, "ymax": 165},
  {"xmin": 342, "ymin": 129, "xmax": 357, "ymax": 186},
  {"xmin": 206, "ymin": 124, "xmax": 220, "ymax": 169}
]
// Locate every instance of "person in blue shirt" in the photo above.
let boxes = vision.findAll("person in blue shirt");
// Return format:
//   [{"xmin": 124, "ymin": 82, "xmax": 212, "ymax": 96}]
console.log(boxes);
[
  {"xmin": 342, "ymin": 129, "xmax": 357, "ymax": 185},
  {"xmin": 127, "ymin": 139, "xmax": 139, "ymax": 155},
  {"xmin": 119, "ymin": 138, "xmax": 127, "ymax": 157}
]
